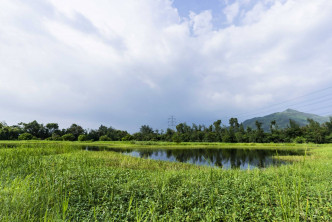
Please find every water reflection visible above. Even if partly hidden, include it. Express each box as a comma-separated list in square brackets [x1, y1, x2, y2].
[84, 146, 304, 169]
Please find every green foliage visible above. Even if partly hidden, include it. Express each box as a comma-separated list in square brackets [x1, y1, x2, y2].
[45, 123, 59, 135]
[0, 142, 331, 221]
[51, 133, 62, 141]
[172, 133, 182, 143]
[61, 133, 75, 141]
[78, 134, 88, 141]
[0, 124, 20, 140]
[18, 133, 33, 140]
[0, 111, 332, 144]
[121, 134, 133, 141]
[243, 109, 330, 132]
[325, 133, 332, 143]
[293, 136, 307, 144]
[66, 124, 85, 140]
[99, 135, 111, 141]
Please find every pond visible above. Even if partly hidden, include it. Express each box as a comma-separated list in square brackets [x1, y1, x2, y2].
[83, 146, 304, 169]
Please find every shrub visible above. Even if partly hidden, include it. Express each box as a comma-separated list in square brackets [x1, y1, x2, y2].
[51, 133, 62, 141]
[18, 133, 33, 140]
[122, 135, 133, 141]
[78, 134, 88, 141]
[99, 135, 111, 141]
[172, 133, 182, 144]
[62, 133, 75, 141]
[293, 136, 307, 144]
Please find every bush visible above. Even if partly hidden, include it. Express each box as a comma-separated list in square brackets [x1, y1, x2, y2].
[51, 133, 62, 141]
[78, 134, 88, 141]
[172, 133, 182, 144]
[122, 135, 133, 141]
[99, 135, 111, 141]
[18, 133, 33, 140]
[62, 133, 75, 141]
[293, 136, 307, 144]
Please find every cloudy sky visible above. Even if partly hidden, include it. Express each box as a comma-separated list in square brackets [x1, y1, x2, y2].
[1, 0, 332, 132]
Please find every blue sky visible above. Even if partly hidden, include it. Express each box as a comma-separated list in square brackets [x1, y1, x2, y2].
[0, 0, 332, 132]
[173, 0, 225, 26]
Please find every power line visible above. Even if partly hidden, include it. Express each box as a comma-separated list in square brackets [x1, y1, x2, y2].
[172, 86, 332, 126]
[228, 86, 332, 119]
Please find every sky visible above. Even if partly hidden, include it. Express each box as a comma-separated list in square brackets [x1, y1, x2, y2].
[1, 0, 332, 132]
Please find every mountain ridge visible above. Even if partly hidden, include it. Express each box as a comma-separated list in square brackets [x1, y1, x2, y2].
[242, 109, 330, 132]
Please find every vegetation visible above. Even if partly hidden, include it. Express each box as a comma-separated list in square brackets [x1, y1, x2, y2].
[243, 109, 330, 132]
[1, 111, 332, 144]
[0, 141, 331, 221]
[18, 132, 33, 140]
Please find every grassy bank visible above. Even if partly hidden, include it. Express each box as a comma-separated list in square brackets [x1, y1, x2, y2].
[0, 140, 314, 150]
[0, 142, 331, 221]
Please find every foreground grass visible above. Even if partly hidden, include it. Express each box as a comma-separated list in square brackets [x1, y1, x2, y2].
[0, 142, 331, 221]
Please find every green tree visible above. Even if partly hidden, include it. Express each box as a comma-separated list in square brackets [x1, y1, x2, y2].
[304, 118, 325, 143]
[99, 135, 111, 141]
[20, 120, 46, 139]
[18, 133, 33, 140]
[78, 134, 88, 141]
[62, 133, 75, 141]
[0, 123, 20, 140]
[121, 134, 133, 141]
[138, 125, 156, 141]
[45, 123, 59, 137]
[66, 124, 85, 140]
[172, 133, 182, 143]
[213, 120, 223, 142]
[284, 119, 302, 142]
[254, 121, 265, 143]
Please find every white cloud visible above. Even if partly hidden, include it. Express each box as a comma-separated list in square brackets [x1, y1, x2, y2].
[0, 0, 332, 131]
[189, 10, 213, 35]
[223, 2, 239, 24]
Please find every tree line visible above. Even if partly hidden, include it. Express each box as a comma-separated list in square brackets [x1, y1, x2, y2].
[0, 117, 332, 143]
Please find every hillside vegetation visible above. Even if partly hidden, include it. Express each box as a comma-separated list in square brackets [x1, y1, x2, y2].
[243, 109, 330, 132]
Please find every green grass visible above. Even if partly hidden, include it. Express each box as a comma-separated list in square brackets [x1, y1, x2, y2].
[0, 141, 331, 221]
[0, 140, 312, 149]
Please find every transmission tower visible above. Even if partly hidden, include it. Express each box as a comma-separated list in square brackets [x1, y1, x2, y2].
[168, 115, 176, 130]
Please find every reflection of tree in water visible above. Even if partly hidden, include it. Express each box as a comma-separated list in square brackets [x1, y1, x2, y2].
[138, 150, 154, 158]
[99, 148, 304, 169]
[132, 149, 296, 168]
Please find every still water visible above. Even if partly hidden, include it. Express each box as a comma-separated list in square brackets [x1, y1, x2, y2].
[84, 146, 304, 169]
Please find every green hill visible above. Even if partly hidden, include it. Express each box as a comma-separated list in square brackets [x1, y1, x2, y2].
[242, 109, 330, 132]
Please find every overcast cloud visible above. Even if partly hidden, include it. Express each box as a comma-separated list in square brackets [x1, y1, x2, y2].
[1, 0, 332, 132]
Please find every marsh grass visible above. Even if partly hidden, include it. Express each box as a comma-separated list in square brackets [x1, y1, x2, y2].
[0, 142, 331, 221]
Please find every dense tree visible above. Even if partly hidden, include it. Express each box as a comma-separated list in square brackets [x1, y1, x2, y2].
[66, 124, 85, 140]
[0, 117, 331, 144]
[19, 120, 47, 139]
[268, 120, 282, 142]
[284, 119, 302, 142]
[0, 122, 20, 140]
[254, 121, 265, 143]
[133, 125, 156, 141]
[45, 123, 60, 137]
[62, 133, 75, 141]
[213, 120, 223, 142]
[18, 132, 33, 140]
[99, 135, 111, 141]
[78, 134, 88, 141]
[304, 119, 326, 143]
